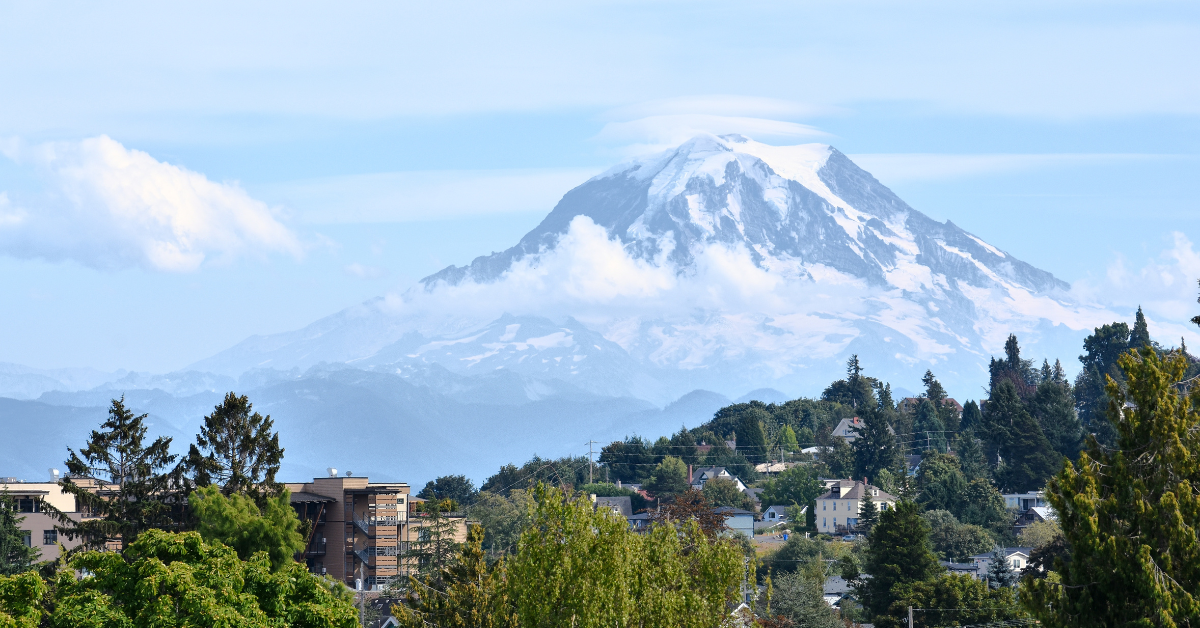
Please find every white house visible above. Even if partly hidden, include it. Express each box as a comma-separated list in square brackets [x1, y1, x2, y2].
[689, 466, 747, 491]
[714, 506, 756, 538]
[1003, 491, 1047, 511]
[971, 547, 1032, 576]
[763, 504, 790, 522]
[816, 480, 896, 534]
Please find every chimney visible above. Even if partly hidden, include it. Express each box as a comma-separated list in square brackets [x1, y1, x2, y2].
[688, 464, 693, 484]
[617, 479, 622, 489]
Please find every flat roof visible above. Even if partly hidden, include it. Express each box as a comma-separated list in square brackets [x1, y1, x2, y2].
[290, 492, 336, 504]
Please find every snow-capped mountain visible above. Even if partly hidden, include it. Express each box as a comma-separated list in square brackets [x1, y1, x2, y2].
[193, 134, 1103, 400]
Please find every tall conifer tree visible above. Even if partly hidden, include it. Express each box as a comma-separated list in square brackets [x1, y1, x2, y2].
[187, 392, 283, 503]
[60, 397, 183, 551]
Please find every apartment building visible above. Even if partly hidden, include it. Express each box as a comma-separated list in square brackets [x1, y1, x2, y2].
[287, 472, 468, 591]
[0, 473, 85, 562]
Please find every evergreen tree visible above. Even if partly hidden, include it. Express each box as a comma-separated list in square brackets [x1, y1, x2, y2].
[913, 399, 947, 453]
[857, 491, 879, 534]
[856, 500, 943, 621]
[645, 456, 690, 498]
[960, 400, 983, 432]
[982, 381, 1060, 492]
[669, 426, 700, 465]
[186, 392, 283, 502]
[921, 370, 959, 433]
[60, 397, 183, 551]
[770, 568, 843, 628]
[990, 334, 1037, 400]
[406, 500, 462, 578]
[1130, 305, 1152, 348]
[0, 491, 39, 575]
[1023, 348, 1200, 625]
[1030, 376, 1084, 459]
[823, 436, 855, 478]
[1074, 321, 1132, 447]
[394, 524, 518, 628]
[821, 355, 877, 409]
[916, 453, 967, 513]
[957, 479, 1011, 537]
[955, 429, 988, 481]
[852, 407, 900, 484]
[877, 381, 896, 411]
[734, 412, 769, 463]
[418, 475, 479, 506]
[987, 549, 1018, 589]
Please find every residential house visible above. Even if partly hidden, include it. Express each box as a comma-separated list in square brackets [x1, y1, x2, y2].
[689, 466, 747, 491]
[592, 495, 632, 518]
[816, 480, 897, 535]
[942, 561, 981, 578]
[286, 471, 468, 591]
[762, 504, 790, 523]
[971, 547, 1032, 576]
[1003, 491, 1047, 511]
[828, 416, 897, 444]
[0, 473, 86, 562]
[1014, 505, 1057, 533]
[713, 506, 755, 538]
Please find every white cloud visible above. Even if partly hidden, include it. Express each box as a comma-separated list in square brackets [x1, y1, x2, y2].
[0, 135, 301, 271]
[847, 153, 1177, 184]
[601, 95, 835, 121]
[344, 263, 387, 279]
[596, 114, 827, 157]
[255, 167, 604, 224]
[1072, 231, 1200, 347]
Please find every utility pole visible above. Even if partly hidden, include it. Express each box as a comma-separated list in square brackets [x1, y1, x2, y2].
[908, 606, 913, 628]
[587, 440, 598, 484]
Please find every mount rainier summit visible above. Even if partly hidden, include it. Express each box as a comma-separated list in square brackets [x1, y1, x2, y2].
[194, 133, 1099, 401]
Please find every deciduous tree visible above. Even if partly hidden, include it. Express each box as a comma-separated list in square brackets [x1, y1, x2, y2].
[190, 485, 305, 571]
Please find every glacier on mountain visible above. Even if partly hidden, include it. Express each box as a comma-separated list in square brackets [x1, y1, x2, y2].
[192, 133, 1110, 401]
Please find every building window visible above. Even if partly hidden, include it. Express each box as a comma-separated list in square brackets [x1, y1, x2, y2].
[822, 502, 826, 511]
[822, 518, 826, 528]
[833, 502, 836, 511]
[21, 531, 31, 547]
[43, 530, 57, 545]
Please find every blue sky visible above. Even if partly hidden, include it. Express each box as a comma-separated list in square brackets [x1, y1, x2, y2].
[1, 1, 1198, 373]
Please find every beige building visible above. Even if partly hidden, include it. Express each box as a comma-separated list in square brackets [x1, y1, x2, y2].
[286, 473, 468, 591]
[0, 475, 86, 562]
[816, 479, 896, 535]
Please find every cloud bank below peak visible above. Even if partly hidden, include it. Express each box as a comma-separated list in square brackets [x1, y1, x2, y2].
[0, 135, 301, 272]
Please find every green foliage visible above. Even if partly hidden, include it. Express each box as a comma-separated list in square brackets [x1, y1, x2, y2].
[775, 425, 800, 455]
[597, 438, 657, 484]
[822, 436, 854, 479]
[186, 392, 283, 503]
[922, 510, 993, 562]
[0, 492, 39, 576]
[1023, 348, 1200, 626]
[60, 396, 183, 551]
[1130, 305, 1152, 349]
[986, 548, 1018, 588]
[0, 570, 44, 628]
[734, 411, 770, 463]
[922, 370, 959, 433]
[912, 399, 947, 453]
[1030, 375, 1084, 460]
[576, 483, 648, 512]
[504, 486, 745, 628]
[466, 490, 534, 557]
[956, 479, 1011, 539]
[954, 428, 988, 481]
[916, 453, 966, 513]
[190, 485, 305, 572]
[407, 501, 462, 577]
[394, 524, 517, 628]
[982, 380, 1061, 492]
[480, 455, 592, 495]
[881, 573, 1024, 628]
[822, 354, 878, 409]
[646, 456, 690, 498]
[699, 440, 756, 481]
[1075, 321, 1132, 447]
[418, 475, 479, 506]
[852, 407, 900, 485]
[769, 568, 842, 628]
[1017, 519, 1062, 550]
[669, 426, 700, 466]
[762, 534, 825, 576]
[960, 400, 983, 432]
[858, 492, 880, 534]
[701, 477, 755, 511]
[857, 500, 942, 620]
[759, 465, 822, 515]
[49, 529, 357, 627]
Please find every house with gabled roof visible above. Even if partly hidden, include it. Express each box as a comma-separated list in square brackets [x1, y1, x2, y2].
[689, 466, 747, 491]
[815, 480, 896, 535]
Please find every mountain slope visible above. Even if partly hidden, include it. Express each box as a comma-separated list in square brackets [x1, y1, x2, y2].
[192, 133, 1103, 400]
